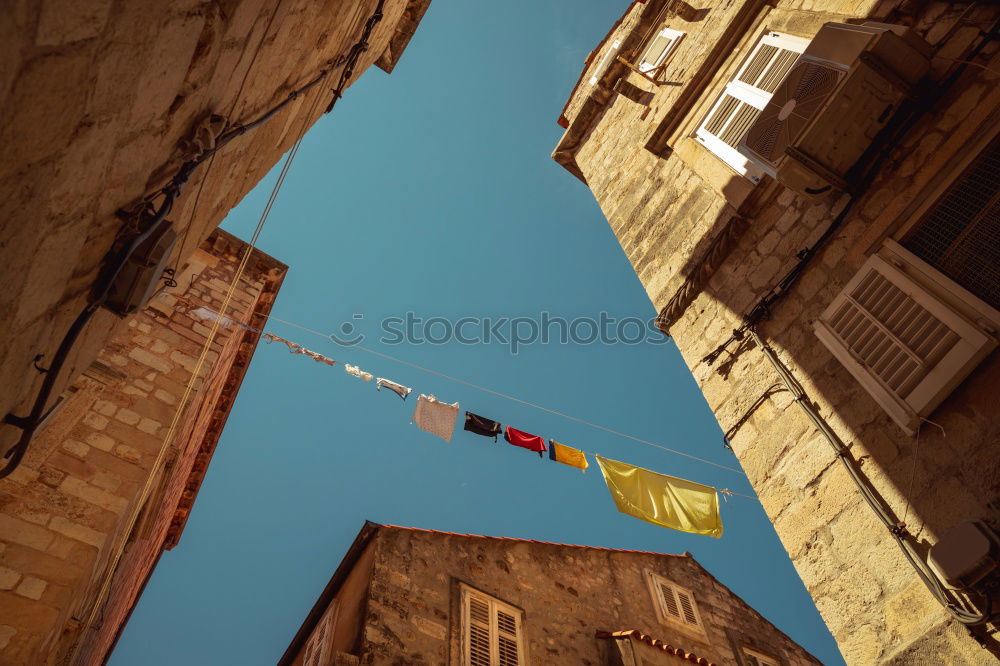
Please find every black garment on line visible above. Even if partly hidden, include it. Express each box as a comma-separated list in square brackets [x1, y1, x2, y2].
[464, 412, 502, 441]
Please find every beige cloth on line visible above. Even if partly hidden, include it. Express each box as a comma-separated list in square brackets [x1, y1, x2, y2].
[344, 364, 373, 382]
[412, 394, 460, 443]
[376, 377, 411, 400]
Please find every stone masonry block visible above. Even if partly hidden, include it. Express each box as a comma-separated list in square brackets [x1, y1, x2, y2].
[0, 625, 15, 651]
[61, 439, 90, 458]
[35, 0, 113, 46]
[14, 577, 46, 601]
[113, 444, 141, 464]
[92, 400, 116, 417]
[136, 417, 161, 436]
[58, 477, 128, 513]
[85, 432, 115, 452]
[128, 348, 172, 374]
[81, 413, 109, 431]
[113, 408, 140, 426]
[48, 516, 104, 549]
[0, 567, 21, 590]
[0, 515, 54, 552]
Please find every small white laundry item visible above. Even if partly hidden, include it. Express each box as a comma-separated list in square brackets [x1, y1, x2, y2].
[190, 306, 248, 330]
[344, 363, 373, 382]
[376, 377, 412, 400]
[412, 394, 460, 443]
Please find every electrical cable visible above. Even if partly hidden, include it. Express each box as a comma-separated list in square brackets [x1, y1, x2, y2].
[750, 330, 993, 626]
[177, 303, 748, 478]
[694, 19, 1000, 627]
[74, 48, 331, 661]
[0, 0, 386, 480]
[169, 0, 286, 273]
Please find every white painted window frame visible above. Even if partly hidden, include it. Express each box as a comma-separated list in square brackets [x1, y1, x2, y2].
[814, 240, 997, 435]
[590, 39, 622, 85]
[645, 570, 705, 633]
[638, 28, 685, 76]
[695, 31, 810, 181]
[460, 585, 525, 666]
[303, 600, 339, 666]
[743, 647, 780, 666]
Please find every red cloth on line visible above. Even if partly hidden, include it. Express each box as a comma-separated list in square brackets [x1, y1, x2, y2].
[504, 426, 547, 456]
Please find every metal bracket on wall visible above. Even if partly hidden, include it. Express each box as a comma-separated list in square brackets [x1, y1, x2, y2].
[722, 383, 785, 450]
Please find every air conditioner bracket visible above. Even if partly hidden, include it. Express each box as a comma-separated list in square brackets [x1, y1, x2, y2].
[858, 51, 918, 100]
[784, 147, 854, 193]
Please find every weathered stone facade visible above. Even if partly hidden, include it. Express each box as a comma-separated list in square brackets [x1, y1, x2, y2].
[554, 1, 999, 664]
[0, 229, 285, 665]
[279, 523, 821, 666]
[0, 0, 431, 457]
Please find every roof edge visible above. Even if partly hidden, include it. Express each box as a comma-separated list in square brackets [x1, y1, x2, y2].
[375, 0, 433, 74]
[276, 521, 383, 666]
[381, 524, 688, 558]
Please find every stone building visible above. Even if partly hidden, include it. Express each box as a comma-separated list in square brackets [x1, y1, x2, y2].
[0, 229, 285, 664]
[552, 0, 999, 664]
[278, 522, 821, 666]
[0, 0, 431, 464]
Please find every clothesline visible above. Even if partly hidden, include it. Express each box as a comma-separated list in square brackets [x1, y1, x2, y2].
[255, 335, 754, 529]
[176, 298, 750, 489]
[254, 311, 747, 477]
[181, 299, 760, 527]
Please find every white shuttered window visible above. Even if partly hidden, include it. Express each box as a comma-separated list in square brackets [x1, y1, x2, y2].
[646, 571, 704, 631]
[695, 32, 809, 182]
[814, 241, 997, 434]
[302, 601, 337, 666]
[638, 28, 685, 77]
[461, 586, 525, 666]
[590, 40, 622, 85]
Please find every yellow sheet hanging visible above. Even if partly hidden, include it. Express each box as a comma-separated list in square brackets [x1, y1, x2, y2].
[595, 456, 723, 538]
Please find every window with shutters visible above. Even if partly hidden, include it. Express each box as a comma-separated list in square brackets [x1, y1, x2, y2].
[460, 586, 525, 666]
[302, 602, 337, 666]
[590, 40, 622, 85]
[695, 31, 809, 182]
[900, 134, 1000, 312]
[645, 571, 704, 632]
[743, 647, 779, 666]
[637, 28, 684, 80]
[814, 240, 997, 435]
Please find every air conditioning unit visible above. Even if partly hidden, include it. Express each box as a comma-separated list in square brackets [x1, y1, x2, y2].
[738, 22, 931, 197]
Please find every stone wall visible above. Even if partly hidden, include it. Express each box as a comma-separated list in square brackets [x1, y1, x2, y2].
[0, 0, 429, 457]
[287, 526, 821, 665]
[0, 229, 286, 665]
[555, 0, 1000, 663]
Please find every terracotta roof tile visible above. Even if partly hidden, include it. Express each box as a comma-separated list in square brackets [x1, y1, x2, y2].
[380, 524, 686, 558]
[596, 630, 717, 665]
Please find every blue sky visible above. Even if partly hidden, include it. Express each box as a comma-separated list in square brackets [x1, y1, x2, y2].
[111, 1, 844, 664]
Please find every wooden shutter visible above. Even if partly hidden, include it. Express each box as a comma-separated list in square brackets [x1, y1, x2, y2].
[467, 595, 493, 666]
[590, 40, 622, 85]
[657, 580, 681, 620]
[814, 243, 996, 434]
[303, 603, 336, 666]
[639, 28, 684, 75]
[463, 587, 524, 666]
[676, 588, 700, 627]
[496, 608, 521, 666]
[696, 32, 808, 181]
[650, 573, 703, 631]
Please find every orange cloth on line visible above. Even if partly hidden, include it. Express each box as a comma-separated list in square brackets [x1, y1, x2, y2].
[548, 441, 588, 471]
